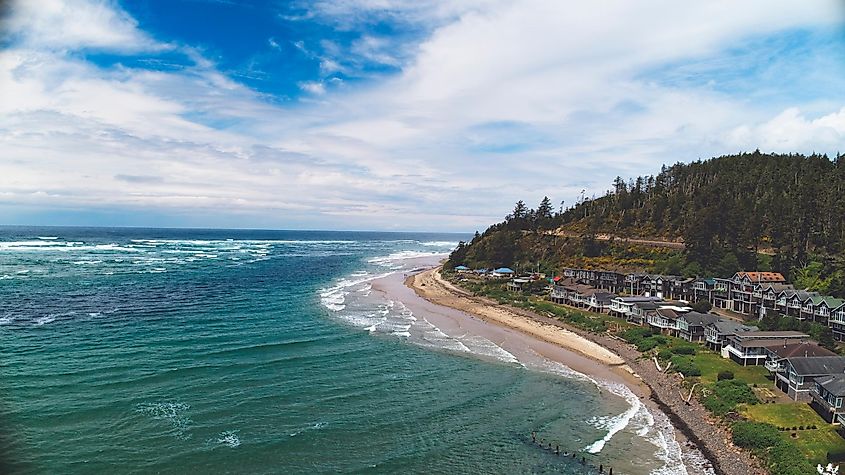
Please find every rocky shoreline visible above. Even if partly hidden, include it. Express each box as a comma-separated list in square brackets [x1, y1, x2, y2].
[497, 302, 768, 475]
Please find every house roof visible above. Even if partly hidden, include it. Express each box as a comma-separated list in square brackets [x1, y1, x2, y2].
[612, 296, 663, 303]
[817, 374, 845, 396]
[493, 267, 514, 273]
[735, 331, 808, 339]
[709, 319, 758, 335]
[695, 278, 716, 285]
[780, 289, 819, 300]
[679, 312, 720, 326]
[735, 271, 786, 283]
[758, 283, 794, 292]
[656, 308, 680, 319]
[808, 296, 845, 308]
[638, 302, 661, 310]
[764, 341, 837, 359]
[786, 356, 845, 376]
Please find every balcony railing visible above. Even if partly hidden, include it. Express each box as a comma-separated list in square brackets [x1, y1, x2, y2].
[765, 360, 784, 372]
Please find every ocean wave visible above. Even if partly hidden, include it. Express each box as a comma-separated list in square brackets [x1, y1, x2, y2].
[210, 430, 241, 448]
[135, 402, 192, 440]
[366, 250, 446, 267]
[33, 316, 56, 326]
[419, 241, 459, 248]
[584, 381, 645, 454]
[318, 271, 393, 313]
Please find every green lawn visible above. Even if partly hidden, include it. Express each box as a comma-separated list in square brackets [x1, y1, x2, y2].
[743, 403, 845, 464]
[692, 352, 771, 386]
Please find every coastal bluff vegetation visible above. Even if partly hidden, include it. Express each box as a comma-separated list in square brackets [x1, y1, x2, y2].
[449, 151, 845, 296]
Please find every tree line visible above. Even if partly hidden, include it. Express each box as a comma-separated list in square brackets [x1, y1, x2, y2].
[448, 151, 845, 296]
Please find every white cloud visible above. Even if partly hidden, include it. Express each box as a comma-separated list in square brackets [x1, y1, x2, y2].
[2, 0, 166, 52]
[1, 0, 844, 231]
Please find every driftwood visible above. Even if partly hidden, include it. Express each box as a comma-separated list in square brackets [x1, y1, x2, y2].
[681, 383, 700, 404]
[652, 356, 673, 373]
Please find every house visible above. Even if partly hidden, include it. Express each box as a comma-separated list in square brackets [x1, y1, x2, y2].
[583, 289, 617, 313]
[800, 296, 845, 325]
[704, 319, 758, 351]
[668, 277, 696, 301]
[775, 289, 819, 318]
[692, 277, 716, 303]
[728, 272, 786, 315]
[711, 278, 732, 309]
[829, 302, 845, 341]
[507, 278, 530, 292]
[609, 296, 663, 320]
[676, 312, 720, 342]
[777, 356, 845, 401]
[624, 272, 648, 295]
[646, 303, 694, 335]
[763, 341, 836, 374]
[627, 301, 662, 326]
[492, 267, 515, 278]
[648, 307, 682, 334]
[811, 374, 845, 423]
[724, 331, 809, 366]
[757, 283, 794, 314]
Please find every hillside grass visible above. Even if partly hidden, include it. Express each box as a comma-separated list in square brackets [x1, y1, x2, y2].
[742, 403, 845, 464]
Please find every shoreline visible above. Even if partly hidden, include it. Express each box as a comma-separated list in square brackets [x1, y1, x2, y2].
[401, 266, 765, 475]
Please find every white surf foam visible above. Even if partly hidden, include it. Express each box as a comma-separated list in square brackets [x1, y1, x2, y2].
[584, 380, 645, 453]
[214, 430, 241, 448]
[33, 316, 56, 326]
[135, 402, 192, 440]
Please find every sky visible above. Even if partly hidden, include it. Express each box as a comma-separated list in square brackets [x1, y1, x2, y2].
[1, 1, 845, 232]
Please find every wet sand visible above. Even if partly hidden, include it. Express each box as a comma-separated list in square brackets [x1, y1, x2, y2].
[371, 264, 650, 397]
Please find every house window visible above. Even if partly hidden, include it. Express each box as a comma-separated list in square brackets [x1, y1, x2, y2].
[837, 397, 843, 408]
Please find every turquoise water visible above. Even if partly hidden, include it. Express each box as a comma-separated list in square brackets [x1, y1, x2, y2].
[0, 227, 685, 474]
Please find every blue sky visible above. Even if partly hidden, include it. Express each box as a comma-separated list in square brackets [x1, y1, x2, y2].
[1, 0, 845, 232]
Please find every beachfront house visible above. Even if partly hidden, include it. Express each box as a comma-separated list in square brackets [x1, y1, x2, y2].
[704, 319, 758, 351]
[724, 331, 809, 366]
[647, 307, 681, 334]
[764, 341, 836, 374]
[627, 300, 662, 326]
[507, 278, 530, 292]
[582, 289, 617, 313]
[609, 296, 663, 320]
[777, 356, 845, 401]
[676, 312, 720, 342]
[728, 272, 786, 315]
[811, 374, 845, 423]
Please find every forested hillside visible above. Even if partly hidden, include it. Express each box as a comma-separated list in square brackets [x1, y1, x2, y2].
[449, 151, 845, 296]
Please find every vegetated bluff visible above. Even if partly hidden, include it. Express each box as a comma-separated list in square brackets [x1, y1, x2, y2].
[448, 151, 845, 295]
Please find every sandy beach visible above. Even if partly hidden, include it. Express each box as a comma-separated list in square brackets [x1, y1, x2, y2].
[372, 266, 649, 396]
[383, 263, 766, 475]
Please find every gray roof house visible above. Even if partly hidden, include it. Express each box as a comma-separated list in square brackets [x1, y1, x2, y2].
[777, 356, 845, 401]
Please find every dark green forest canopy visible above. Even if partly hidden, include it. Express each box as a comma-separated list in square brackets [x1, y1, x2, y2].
[448, 151, 845, 296]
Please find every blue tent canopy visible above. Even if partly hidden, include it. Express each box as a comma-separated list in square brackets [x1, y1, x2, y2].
[494, 267, 514, 274]
[454, 265, 470, 270]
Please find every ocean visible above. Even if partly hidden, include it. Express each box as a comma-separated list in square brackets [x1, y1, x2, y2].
[0, 227, 691, 474]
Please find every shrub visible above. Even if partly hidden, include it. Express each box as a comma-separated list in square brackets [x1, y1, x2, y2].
[717, 370, 734, 381]
[657, 349, 673, 361]
[732, 421, 782, 449]
[702, 379, 758, 416]
[670, 355, 701, 377]
[673, 345, 696, 355]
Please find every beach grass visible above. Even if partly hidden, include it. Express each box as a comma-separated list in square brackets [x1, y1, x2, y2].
[741, 403, 845, 464]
